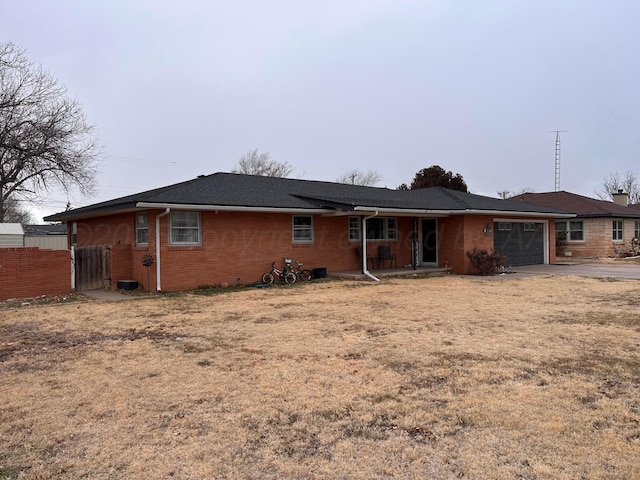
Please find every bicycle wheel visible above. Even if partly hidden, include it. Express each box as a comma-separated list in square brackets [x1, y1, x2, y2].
[262, 272, 275, 284]
[299, 269, 313, 281]
[284, 272, 296, 284]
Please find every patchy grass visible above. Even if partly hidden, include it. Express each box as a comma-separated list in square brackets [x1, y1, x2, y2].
[1, 275, 640, 479]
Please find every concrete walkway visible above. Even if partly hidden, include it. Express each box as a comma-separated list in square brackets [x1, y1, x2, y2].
[81, 289, 138, 301]
[501, 262, 640, 280]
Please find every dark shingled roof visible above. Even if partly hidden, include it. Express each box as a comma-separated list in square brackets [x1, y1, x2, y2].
[511, 191, 640, 218]
[23, 224, 67, 236]
[45, 172, 571, 221]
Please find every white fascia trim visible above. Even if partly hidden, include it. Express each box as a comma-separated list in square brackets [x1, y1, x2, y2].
[135, 202, 333, 214]
[352, 206, 451, 216]
[452, 209, 576, 218]
[351, 206, 573, 218]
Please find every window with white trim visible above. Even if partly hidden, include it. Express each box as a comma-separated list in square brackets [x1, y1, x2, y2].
[348, 217, 360, 241]
[498, 222, 512, 231]
[136, 213, 148, 245]
[169, 211, 200, 245]
[363, 217, 397, 241]
[612, 220, 623, 241]
[293, 215, 314, 243]
[568, 221, 584, 241]
[523, 223, 536, 231]
[635, 220, 640, 240]
[556, 220, 584, 241]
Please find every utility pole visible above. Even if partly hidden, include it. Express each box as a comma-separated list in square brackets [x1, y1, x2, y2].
[550, 130, 567, 191]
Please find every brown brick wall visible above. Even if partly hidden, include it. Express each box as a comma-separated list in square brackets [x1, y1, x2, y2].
[438, 215, 556, 274]
[558, 218, 639, 258]
[155, 212, 417, 291]
[72, 210, 559, 291]
[0, 248, 71, 300]
[76, 212, 136, 247]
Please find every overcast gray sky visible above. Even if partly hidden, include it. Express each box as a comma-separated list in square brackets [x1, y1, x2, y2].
[4, 0, 639, 220]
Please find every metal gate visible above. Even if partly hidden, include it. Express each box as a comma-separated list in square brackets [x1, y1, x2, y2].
[74, 245, 111, 291]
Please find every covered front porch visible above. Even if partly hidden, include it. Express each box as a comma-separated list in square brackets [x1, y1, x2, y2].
[328, 265, 453, 280]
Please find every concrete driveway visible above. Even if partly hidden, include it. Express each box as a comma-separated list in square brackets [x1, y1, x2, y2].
[505, 262, 640, 280]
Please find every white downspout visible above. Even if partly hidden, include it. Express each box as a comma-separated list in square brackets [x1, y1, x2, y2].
[155, 208, 171, 291]
[362, 212, 380, 282]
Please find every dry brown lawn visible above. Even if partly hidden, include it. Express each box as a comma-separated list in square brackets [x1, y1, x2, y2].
[1, 274, 639, 479]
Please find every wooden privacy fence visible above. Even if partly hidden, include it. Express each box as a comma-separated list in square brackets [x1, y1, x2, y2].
[74, 245, 111, 291]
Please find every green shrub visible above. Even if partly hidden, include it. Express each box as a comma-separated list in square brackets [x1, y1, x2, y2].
[466, 248, 506, 276]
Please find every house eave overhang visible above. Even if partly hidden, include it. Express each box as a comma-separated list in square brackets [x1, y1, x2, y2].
[351, 206, 575, 218]
[452, 209, 575, 218]
[44, 202, 576, 223]
[350, 206, 450, 217]
[135, 202, 334, 214]
[574, 213, 640, 219]
[43, 203, 140, 222]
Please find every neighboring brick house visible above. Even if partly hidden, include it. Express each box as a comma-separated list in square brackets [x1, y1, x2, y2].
[44, 173, 570, 291]
[511, 191, 640, 258]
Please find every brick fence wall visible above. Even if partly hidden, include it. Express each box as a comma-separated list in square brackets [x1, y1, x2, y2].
[0, 248, 71, 301]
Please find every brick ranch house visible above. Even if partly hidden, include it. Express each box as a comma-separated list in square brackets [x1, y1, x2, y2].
[511, 191, 640, 258]
[44, 173, 571, 291]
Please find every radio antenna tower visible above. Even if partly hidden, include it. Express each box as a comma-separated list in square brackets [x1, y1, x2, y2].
[550, 130, 567, 191]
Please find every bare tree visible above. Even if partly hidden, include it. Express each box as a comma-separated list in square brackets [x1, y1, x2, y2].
[232, 149, 294, 177]
[335, 169, 381, 186]
[497, 188, 536, 199]
[2, 196, 34, 224]
[0, 42, 99, 222]
[596, 170, 640, 204]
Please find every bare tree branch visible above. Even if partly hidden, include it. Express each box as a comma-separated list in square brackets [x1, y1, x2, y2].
[497, 188, 536, 199]
[0, 42, 100, 221]
[231, 149, 293, 177]
[335, 169, 381, 186]
[596, 170, 640, 204]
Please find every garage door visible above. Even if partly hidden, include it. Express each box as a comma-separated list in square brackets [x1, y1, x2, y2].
[494, 222, 544, 266]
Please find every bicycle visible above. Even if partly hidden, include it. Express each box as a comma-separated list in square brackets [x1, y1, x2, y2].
[262, 260, 296, 284]
[291, 260, 313, 281]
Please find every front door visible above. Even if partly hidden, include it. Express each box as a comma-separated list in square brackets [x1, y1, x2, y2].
[422, 219, 438, 264]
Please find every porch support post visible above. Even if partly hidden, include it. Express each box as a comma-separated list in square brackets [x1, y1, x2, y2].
[412, 217, 419, 270]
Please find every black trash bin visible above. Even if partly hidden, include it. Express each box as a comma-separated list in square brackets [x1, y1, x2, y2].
[312, 267, 327, 279]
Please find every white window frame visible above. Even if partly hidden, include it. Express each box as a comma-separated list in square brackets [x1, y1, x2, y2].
[498, 222, 512, 231]
[348, 217, 360, 241]
[350, 216, 397, 241]
[568, 220, 584, 241]
[169, 211, 201, 245]
[612, 219, 623, 241]
[292, 215, 314, 243]
[136, 212, 148, 246]
[523, 223, 536, 232]
[556, 220, 584, 241]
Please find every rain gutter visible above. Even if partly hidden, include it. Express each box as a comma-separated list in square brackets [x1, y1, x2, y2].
[136, 202, 332, 214]
[155, 208, 171, 291]
[362, 212, 380, 282]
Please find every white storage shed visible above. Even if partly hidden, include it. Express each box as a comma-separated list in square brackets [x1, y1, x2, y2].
[0, 223, 25, 247]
